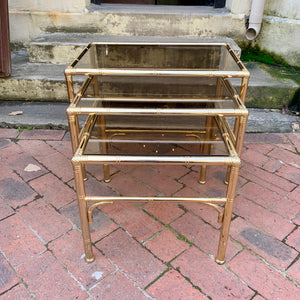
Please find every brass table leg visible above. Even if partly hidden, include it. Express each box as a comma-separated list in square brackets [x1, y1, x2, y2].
[97, 115, 111, 182]
[215, 164, 240, 264]
[225, 114, 248, 184]
[199, 116, 214, 184]
[68, 113, 87, 180]
[73, 161, 94, 263]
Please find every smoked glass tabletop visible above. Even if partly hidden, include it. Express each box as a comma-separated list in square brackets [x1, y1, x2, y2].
[72, 75, 244, 113]
[83, 115, 230, 157]
[68, 43, 246, 73]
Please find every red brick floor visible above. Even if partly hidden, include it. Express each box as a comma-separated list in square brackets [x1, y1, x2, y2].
[0, 128, 299, 299]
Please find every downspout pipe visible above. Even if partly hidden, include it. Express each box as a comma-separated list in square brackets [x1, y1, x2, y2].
[246, 0, 266, 40]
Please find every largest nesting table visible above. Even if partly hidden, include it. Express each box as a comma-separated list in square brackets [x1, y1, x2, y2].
[65, 42, 249, 264]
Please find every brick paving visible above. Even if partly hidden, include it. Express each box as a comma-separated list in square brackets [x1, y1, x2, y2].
[0, 128, 299, 299]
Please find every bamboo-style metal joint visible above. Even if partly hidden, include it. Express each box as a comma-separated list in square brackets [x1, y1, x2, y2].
[72, 161, 82, 173]
[240, 116, 248, 124]
[185, 156, 190, 167]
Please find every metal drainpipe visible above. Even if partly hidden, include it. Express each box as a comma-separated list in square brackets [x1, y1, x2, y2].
[246, 0, 266, 40]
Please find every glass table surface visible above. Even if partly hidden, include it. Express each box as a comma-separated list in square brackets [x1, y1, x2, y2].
[70, 75, 246, 115]
[67, 43, 247, 74]
[82, 115, 230, 157]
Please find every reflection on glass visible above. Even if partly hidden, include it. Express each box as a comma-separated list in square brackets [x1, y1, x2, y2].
[84, 115, 228, 156]
[73, 44, 241, 72]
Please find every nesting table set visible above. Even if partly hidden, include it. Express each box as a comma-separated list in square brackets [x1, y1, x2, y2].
[65, 42, 249, 264]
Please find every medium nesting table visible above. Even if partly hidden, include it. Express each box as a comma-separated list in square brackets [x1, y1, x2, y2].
[65, 42, 249, 264]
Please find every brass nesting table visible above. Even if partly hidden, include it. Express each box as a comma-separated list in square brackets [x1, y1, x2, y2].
[65, 42, 249, 264]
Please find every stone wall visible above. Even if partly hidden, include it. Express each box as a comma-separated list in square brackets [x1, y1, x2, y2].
[7, 0, 300, 67]
[8, 0, 89, 13]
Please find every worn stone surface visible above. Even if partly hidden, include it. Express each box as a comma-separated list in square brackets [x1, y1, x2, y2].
[27, 34, 242, 64]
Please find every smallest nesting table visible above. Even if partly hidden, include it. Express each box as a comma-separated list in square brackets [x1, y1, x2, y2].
[65, 42, 249, 264]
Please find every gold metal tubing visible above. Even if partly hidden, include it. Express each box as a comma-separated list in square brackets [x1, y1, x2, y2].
[220, 77, 238, 98]
[73, 155, 241, 167]
[67, 114, 80, 154]
[88, 201, 114, 222]
[199, 115, 214, 184]
[90, 46, 100, 97]
[185, 133, 204, 152]
[235, 115, 248, 156]
[218, 115, 236, 146]
[72, 162, 94, 263]
[233, 117, 239, 144]
[65, 74, 75, 103]
[233, 95, 247, 111]
[218, 78, 247, 114]
[68, 44, 91, 68]
[85, 196, 227, 204]
[81, 97, 234, 104]
[92, 42, 229, 46]
[68, 76, 93, 110]
[67, 112, 88, 180]
[239, 77, 250, 104]
[89, 138, 219, 146]
[78, 113, 97, 147]
[105, 129, 206, 135]
[67, 68, 250, 78]
[97, 115, 111, 183]
[205, 203, 224, 223]
[79, 76, 93, 98]
[75, 115, 97, 160]
[67, 106, 247, 116]
[216, 165, 240, 264]
[225, 44, 250, 74]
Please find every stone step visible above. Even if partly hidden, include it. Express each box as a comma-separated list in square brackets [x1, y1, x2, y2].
[0, 50, 298, 108]
[27, 34, 242, 64]
[0, 51, 69, 101]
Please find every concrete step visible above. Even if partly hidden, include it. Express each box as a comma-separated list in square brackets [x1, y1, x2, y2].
[26, 33, 242, 64]
[0, 51, 70, 101]
[0, 50, 298, 107]
[19, 4, 244, 52]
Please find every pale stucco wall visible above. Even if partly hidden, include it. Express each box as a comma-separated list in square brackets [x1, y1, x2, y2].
[265, 0, 300, 20]
[8, 0, 90, 13]
[227, 0, 300, 66]
[227, 0, 300, 19]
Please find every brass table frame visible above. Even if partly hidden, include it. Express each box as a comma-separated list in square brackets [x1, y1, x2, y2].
[65, 42, 249, 264]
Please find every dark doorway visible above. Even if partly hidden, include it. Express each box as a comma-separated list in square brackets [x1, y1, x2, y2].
[0, 0, 11, 77]
[97, 1, 226, 8]
[100, 0, 155, 3]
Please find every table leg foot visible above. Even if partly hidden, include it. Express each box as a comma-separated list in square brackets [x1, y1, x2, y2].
[199, 165, 206, 184]
[103, 165, 110, 183]
[215, 258, 225, 265]
[85, 256, 95, 263]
